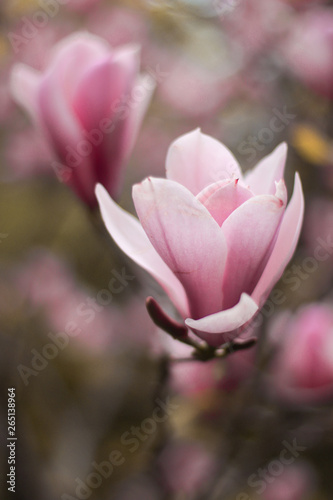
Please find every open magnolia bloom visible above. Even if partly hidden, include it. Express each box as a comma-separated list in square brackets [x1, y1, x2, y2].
[10, 32, 154, 208]
[96, 129, 304, 348]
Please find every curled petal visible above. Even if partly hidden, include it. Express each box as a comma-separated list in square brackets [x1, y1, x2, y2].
[185, 293, 259, 347]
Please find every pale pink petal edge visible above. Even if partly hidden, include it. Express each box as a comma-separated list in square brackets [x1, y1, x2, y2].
[95, 183, 189, 317]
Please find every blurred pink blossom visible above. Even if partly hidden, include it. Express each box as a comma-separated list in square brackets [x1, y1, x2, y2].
[262, 462, 316, 500]
[10, 32, 155, 208]
[280, 7, 333, 98]
[269, 304, 333, 403]
[97, 129, 304, 347]
[220, 0, 291, 60]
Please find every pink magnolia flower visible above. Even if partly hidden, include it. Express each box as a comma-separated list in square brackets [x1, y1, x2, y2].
[10, 32, 155, 208]
[96, 129, 304, 347]
[269, 304, 333, 403]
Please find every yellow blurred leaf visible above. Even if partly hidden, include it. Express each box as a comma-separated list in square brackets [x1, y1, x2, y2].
[292, 124, 333, 166]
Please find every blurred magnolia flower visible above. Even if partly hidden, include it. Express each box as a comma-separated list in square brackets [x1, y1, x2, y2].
[96, 129, 304, 348]
[10, 32, 155, 208]
[261, 462, 316, 500]
[269, 304, 333, 403]
[280, 7, 333, 98]
[219, 0, 291, 59]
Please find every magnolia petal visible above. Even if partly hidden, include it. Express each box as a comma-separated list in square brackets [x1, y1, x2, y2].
[221, 181, 287, 310]
[197, 179, 253, 226]
[252, 172, 304, 305]
[95, 184, 189, 317]
[245, 142, 287, 195]
[73, 57, 119, 131]
[71, 55, 131, 196]
[185, 293, 259, 347]
[46, 31, 110, 100]
[166, 128, 242, 195]
[38, 67, 98, 204]
[98, 76, 153, 200]
[133, 177, 227, 319]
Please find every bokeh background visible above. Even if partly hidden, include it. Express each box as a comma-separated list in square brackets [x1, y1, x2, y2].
[1, 1, 333, 499]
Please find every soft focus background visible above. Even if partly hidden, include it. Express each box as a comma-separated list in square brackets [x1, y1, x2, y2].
[1, 1, 333, 499]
